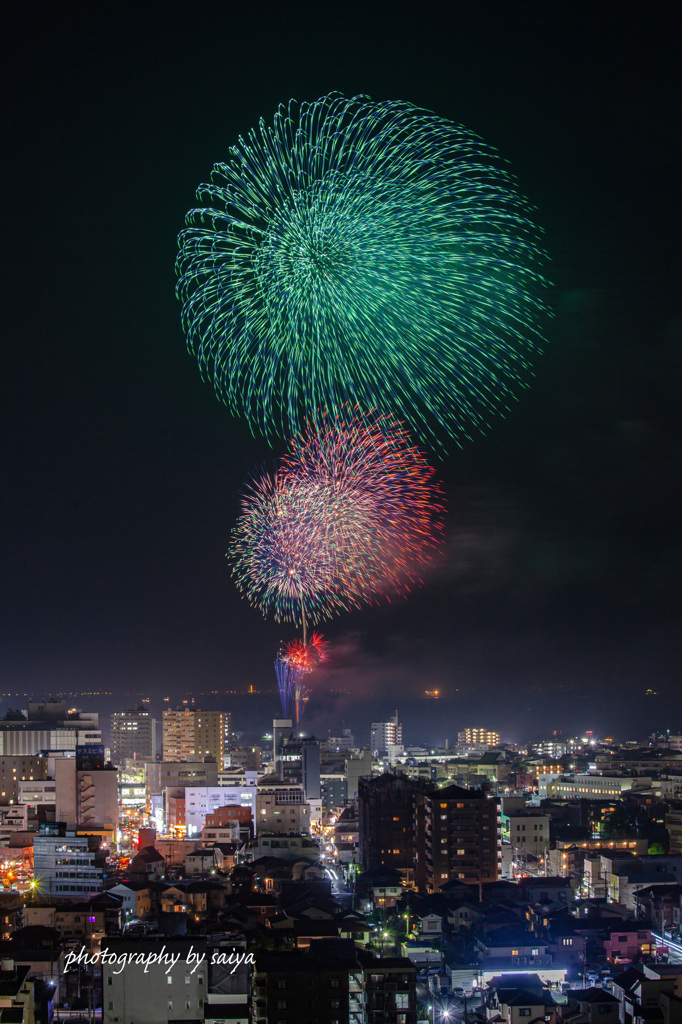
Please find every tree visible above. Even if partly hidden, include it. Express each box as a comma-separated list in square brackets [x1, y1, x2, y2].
[2, 708, 25, 721]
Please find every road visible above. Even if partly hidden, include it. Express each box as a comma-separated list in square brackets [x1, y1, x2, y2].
[325, 865, 353, 907]
[652, 932, 682, 965]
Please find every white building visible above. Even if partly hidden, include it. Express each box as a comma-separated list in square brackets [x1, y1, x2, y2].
[33, 826, 107, 896]
[201, 823, 240, 845]
[256, 782, 310, 834]
[503, 811, 551, 856]
[18, 778, 56, 805]
[185, 785, 257, 836]
[370, 710, 402, 757]
[102, 938, 208, 1024]
[541, 773, 650, 800]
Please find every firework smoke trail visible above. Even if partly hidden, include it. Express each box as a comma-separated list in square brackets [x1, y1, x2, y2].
[278, 632, 328, 724]
[177, 93, 550, 449]
[293, 684, 307, 727]
[273, 654, 301, 719]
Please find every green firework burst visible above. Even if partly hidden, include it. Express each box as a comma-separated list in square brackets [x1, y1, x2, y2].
[177, 93, 550, 448]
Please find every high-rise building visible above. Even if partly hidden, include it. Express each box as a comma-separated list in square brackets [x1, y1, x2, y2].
[162, 708, 195, 761]
[276, 731, 321, 801]
[256, 779, 310, 834]
[0, 755, 47, 804]
[99, 937, 251, 1024]
[228, 745, 262, 771]
[111, 706, 155, 765]
[0, 701, 102, 756]
[54, 757, 119, 827]
[194, 709, 227, 763]
[423, 783, 500, 892]
[184, 782, 255, 836]
[272, 718, 293, 776]
[346, 749, 375, 801]
[502, 809, 551, 858]
[457, 727, 500, 749]
[253, 939, 417, 1024]
[327, 728, 355, 752]
[162, 708, 228, 765]
[253, 939, 364, 1024]
[33, 822, 108, 897]
[370, 709, 402, 757]
[145, 760, 220, 826]
[321, 775, 347, 812]
[301, 739, 321, 801]
[358, 773, 432, 887]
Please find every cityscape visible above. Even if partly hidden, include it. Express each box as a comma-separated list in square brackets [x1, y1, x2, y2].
[1, 701, 682, 1023]
[3, 3, 679, 1024]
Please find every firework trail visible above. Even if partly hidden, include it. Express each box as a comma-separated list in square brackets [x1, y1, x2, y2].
[277, 632, 328, 723]
[273, 654, 299, 719]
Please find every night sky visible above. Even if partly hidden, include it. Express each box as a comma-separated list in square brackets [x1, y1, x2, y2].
[2, 4, 680, 746]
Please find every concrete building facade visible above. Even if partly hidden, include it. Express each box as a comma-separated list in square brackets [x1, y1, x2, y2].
[111, 706, 156, 764]
[423, 783, 501, 892]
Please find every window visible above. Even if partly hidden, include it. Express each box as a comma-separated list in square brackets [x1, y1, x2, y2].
[277, 1001, 287, 1009]
[107, 977, 112, 986]
[519, 1010, 532, 1017]
[330, 979, 340, 988]
[277, 980, 287, 989]
[396, 993, 409, 1008]
[167, 975, 173, 985]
